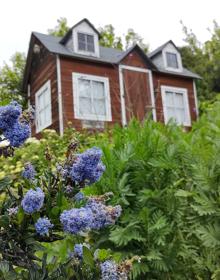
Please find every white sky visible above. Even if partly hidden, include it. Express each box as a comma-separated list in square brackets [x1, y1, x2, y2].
[0, 0, 220, 66]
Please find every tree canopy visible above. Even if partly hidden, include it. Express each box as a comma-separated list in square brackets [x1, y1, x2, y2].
[180, 20, 220, 101]
[0, 52, 26, 105]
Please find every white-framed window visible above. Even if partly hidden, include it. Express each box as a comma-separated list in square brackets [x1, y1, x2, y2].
[166, 52, 178, 69]
[77, 33, 95, 53]
[161, 86, 191, 126]
[162, 44, 182, 72]
[35, 80, 52, 132]
[72, 73, 112, 122]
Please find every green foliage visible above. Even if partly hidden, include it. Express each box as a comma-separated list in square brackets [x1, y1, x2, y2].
[0, 52, 26, 105]
[180, 20, 220, 101]
[48, 17, 69, 37]
[99, 24, 123, 50]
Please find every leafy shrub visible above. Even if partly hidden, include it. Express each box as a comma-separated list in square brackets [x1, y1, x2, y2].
[2, 99, 220, 279]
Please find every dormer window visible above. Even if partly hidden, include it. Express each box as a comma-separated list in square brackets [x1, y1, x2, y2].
[77, 33, 95, 53]
[166, 52, 178, 69]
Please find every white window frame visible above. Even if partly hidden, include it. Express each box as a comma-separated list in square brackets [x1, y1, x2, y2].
[72, 73, 112, 122]
[35, 80, 52, 132]
[161, 86, 191, 126]
[77, 32, 95, 54]
[162, 48, 182, 72]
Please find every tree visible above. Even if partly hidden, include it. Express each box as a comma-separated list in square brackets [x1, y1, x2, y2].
[0, 52, 26, 105]
[99, 24, 123, 50]
[48, 17, 69, 37]
[125, 28, 149, 53]
[179, 21, 220, 101]
[99, 25, 149, 53]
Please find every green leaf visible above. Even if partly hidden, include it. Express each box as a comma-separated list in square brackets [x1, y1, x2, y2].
[175, 189, 193, 197]
[83, 246, 94, 267]
[0, 177, 11, 192]
[0, 261, 9, 273]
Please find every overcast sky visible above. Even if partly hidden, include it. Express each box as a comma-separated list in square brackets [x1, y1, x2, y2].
[0, 0, 219, 66]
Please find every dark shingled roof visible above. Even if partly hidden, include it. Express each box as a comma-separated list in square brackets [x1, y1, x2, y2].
[33, 32, 130, 64]
[33, 31, 156, 67]
[155, 67, 201, 79]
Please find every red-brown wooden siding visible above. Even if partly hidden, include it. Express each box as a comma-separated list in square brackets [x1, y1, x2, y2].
[29, 40, 59, 137]
[153, 72, 197, 124]
[60, 57, 122, 130]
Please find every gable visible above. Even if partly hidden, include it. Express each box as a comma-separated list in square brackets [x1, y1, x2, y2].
[61, 19, 100, 57]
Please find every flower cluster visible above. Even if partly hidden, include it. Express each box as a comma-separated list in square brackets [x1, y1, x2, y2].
[60, 207, 92, 234]
[21, 188, 45, 214]
[35, 217, 54, 236]
[100, 260, 119, 280]
[0, 101, 22, 131]
[22, 162, 36, 180]
[60, 199, 121, 234]
[69, 147, 105, 185]
[86, 199, 122, 230]
[0, 101, 31, 148]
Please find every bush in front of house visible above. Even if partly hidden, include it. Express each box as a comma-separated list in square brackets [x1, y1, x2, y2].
[0, 102, 138, 280]
[2, 97, 220, 279]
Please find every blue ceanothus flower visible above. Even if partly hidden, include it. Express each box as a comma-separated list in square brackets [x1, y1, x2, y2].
[0, 101, 22, 131]
[21, 188, 45, 214]
[35, 217, 54, 236]
[86, 199, 122, 230]
[60, 207, 92, 234]
[100, 260, 119, 280]
[0, 101, 31, 147]
[69, 147, 105, 185]
[4, 121, 30, 147]
[22, 162, 36, 180]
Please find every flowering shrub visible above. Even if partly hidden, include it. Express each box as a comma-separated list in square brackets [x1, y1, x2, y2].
[0, 102, 138, 279]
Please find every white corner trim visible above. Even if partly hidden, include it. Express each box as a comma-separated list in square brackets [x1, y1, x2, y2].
[148, 71, 157, 121]
[193, 80, 199, 117]
[118, 65, 156, 124]
[118, 67, 127, 126]
[72, 72, 112, 122]
[161, 85, 191, 126]
[56, 55, 64, 136]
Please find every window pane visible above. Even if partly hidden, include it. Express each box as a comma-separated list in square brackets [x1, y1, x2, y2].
[92, 81, 105, 99]
[87, 43, 95, 52]
[38, 93, 44, 110]
[39, 111, 45, 127]
[175, 92, 184, 108]
[165, 91, 174, 106]
[78, 42, 86, 51]
[79, 97, 92, 115]
[166, 52, 178, 68]
[78, 33, 86, 51]
[86, 35, 94, 52]
[175, 108, 185, 124]
[166, 107, 176, 121]
[44, 88, 50, 105]
[78, 79, 91, 98]
[93, 99, 106, 116]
